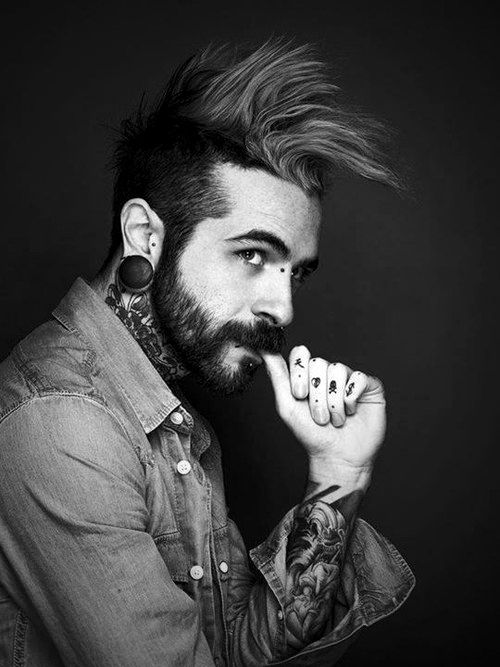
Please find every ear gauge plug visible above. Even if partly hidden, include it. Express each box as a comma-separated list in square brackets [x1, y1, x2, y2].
[117, 255, 154, 294]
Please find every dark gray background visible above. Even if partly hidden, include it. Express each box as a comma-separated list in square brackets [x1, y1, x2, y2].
[1, 1, 496, 664]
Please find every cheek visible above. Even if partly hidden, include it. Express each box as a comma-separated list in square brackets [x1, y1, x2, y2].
[179, 256, 249, 319]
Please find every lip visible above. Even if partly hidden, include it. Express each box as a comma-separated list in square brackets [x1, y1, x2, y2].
[234, 343, 263, 365]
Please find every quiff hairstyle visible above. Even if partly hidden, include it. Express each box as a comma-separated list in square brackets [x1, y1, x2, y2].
[110, 39, 399, 254]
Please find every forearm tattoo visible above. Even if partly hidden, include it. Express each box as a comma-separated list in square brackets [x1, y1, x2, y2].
[283, 483, 364, 650]
[105, 282, 187, 381]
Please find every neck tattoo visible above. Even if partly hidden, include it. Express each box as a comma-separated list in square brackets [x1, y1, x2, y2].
[105, 275, 188, 383]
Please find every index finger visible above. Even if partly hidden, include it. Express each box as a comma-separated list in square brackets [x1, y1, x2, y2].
[289, 345, 311, 399]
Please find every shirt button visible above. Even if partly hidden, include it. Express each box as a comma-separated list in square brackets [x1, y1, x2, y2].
[170, 411, 183, 425]
[189, 565, 204, 580]
[277, 609, 284, 620]
[219, 561, 229, 574]
[176, 460, 192, 475]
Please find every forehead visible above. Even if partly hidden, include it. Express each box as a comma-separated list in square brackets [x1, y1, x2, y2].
[205, 163, 321, 258]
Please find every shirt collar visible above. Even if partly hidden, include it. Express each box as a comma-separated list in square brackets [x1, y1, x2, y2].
[52, 277, 182, 434]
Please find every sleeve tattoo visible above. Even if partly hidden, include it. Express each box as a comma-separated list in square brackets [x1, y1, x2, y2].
[284, 483, 364, 650]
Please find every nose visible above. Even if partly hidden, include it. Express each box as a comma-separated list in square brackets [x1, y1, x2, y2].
[251, 274, 294, 328]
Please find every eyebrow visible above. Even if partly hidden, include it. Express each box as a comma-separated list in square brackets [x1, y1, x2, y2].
[225, 228, 319, 272]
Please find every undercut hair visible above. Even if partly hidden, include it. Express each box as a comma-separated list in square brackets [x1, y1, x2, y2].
[110, 38, 400, 257]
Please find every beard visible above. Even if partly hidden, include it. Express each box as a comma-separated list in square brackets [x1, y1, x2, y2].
[151, 251, 286, 395]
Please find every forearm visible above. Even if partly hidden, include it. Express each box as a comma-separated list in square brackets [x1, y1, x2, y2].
[227, 461, 414, 666]
[283, 462, 372, 652]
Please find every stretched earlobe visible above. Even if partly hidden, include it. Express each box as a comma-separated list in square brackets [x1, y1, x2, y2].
[117, 255, 154, 294]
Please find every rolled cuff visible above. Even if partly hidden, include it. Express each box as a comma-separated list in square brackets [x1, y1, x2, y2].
[249, 509, 415, 666]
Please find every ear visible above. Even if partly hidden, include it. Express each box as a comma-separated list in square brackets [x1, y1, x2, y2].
[120, 198, 165, 269]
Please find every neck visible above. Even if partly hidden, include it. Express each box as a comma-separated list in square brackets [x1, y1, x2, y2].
[91, 253, 189, 384]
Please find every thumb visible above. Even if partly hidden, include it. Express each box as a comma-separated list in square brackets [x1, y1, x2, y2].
[260, 352, 292, 414]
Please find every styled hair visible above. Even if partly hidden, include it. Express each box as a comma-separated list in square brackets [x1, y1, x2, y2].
[110, 38, 400, 254]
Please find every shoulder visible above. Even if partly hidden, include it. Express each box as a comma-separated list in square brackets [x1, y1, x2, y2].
[0, 392, 143, 491]
[0, 317, 97, 417]
[0, 393, 149, 530]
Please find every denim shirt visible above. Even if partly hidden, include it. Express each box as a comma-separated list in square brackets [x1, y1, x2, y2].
[0, 278, 415, 666]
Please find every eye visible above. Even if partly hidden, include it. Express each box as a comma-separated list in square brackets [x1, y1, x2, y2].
[237, 249, 266, 266]
[291, 266, 309, 284]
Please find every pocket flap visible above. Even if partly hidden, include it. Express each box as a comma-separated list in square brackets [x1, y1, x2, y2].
[154, 533, 189, 583]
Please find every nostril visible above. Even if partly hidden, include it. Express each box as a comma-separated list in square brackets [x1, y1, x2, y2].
[259, 314, 278, 327]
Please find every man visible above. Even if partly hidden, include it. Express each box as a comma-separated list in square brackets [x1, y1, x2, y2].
[0, 40, 414, 665]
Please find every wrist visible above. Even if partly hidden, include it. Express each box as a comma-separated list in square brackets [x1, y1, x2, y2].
[308, 456, 373, 491]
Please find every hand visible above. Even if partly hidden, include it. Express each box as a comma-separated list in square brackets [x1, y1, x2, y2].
[260, 345, 386, 473]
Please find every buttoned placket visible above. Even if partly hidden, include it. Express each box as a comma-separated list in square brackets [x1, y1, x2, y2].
[159, 404, 229, 660]
[209, 520, 230, 665]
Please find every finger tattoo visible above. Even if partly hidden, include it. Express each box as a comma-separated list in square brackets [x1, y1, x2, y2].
[294, 358, 305, 368]
[329, 380, 337, 394]
[311, 377, 321, 388]
[346, 381, 355, 397]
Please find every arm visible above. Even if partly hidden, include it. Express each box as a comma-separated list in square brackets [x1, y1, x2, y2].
[226, 494, 413, 666]
[262, 346, 386, 657]
[233, 346, 399, 663]
[0, 395, 213, 667]
[223, 346, 413, 666]
[283, 471, 370, 650]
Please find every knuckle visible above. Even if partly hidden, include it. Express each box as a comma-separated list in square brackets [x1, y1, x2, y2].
[330, 362, 348, 379]
[292, 344, 310, 357]
[289, 346, 310, 370]
[309, 356, 328, 370]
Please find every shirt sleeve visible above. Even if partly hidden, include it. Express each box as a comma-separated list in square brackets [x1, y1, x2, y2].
[225, 504, 415, 666]
[0, 394, 215, 667]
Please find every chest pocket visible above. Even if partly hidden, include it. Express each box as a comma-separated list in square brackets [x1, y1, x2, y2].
[154, 532, 189, 585]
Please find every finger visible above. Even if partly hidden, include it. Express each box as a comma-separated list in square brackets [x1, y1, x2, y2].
[260, 352, 292, 416]
[344, 371, 368, 415]
[288, 345, 311, 399]
[327, 362, 349, 427]
[357, 375, 386, 404]
[308, 357, 330, 425]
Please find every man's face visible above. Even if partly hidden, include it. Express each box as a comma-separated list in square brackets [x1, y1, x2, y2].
[152, 164, 321, 394]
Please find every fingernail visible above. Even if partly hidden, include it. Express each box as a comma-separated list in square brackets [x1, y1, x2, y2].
[293, 384, 307, 399]
[332, 413, 344, 427]
[313, 409, 329, 424]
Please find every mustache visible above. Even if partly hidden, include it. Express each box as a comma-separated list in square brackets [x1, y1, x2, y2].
[214, 319, 286, 354]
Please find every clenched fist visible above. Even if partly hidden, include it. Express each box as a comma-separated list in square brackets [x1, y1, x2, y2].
[260, 345, 386, 474]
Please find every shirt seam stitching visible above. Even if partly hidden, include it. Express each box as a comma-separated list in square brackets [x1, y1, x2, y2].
[0, 392, 144, 474]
